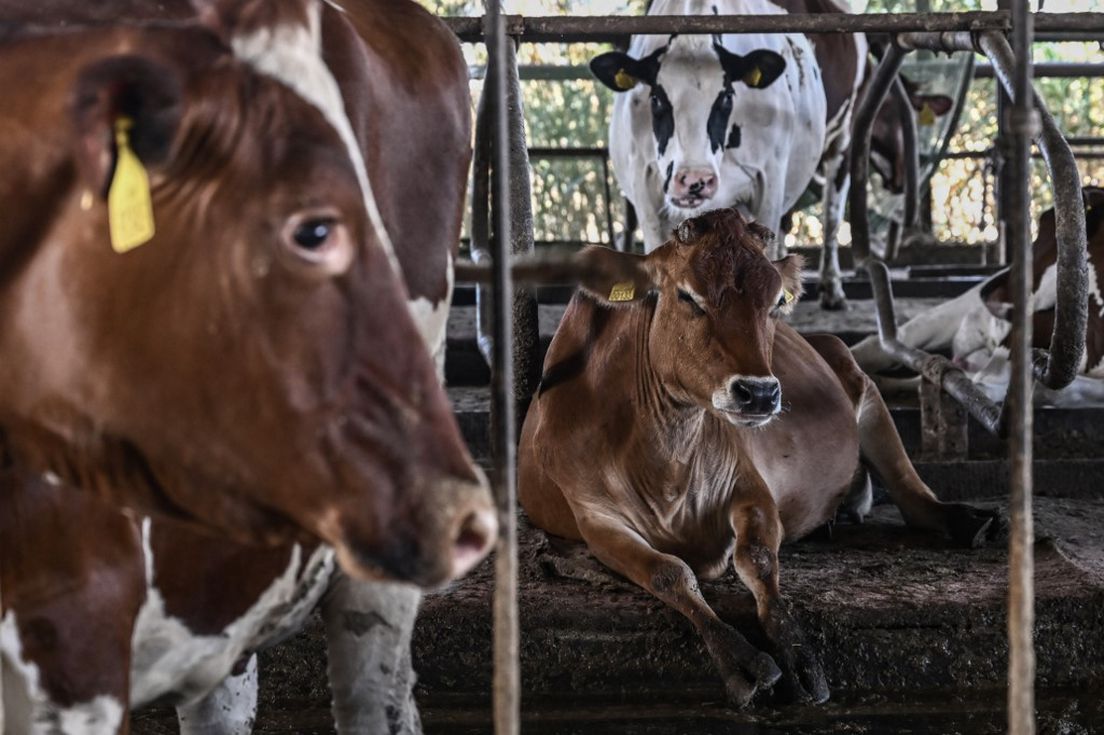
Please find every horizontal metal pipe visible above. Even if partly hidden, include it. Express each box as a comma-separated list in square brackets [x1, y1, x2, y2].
[470, 62, 1104, 82]
[979, 31, 1088, 391]
[976, 62, 1104, 79]
[455, 254, 594, 286]
[445, 11, 1104, 43]
[866, 261, 1004, 433]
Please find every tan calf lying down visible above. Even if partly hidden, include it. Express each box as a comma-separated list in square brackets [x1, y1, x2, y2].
[519, 208, 1000, 706]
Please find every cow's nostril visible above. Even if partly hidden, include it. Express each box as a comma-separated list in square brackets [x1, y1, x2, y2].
[768, 382, 781, 405]
[450, 507, 496, 579]
[731, 381, 754, 406]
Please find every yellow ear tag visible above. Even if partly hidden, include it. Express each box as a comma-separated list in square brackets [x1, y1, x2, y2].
[918, 102, 937, 127]
[614, 69, 638, 91]
[744, 66, 763, 87]
[108, 117, 156, 254]
[783, 289, 795, 305]
[608, 282, 636, 302]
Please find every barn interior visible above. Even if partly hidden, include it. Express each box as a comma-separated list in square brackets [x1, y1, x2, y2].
[74, 0, 1104, 733]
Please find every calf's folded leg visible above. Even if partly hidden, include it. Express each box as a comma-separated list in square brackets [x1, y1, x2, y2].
[577, 516, 781, 708]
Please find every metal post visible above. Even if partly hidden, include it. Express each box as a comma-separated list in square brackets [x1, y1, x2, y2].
[484, 1, 520, 734]
[1006, 3, 1036, 733]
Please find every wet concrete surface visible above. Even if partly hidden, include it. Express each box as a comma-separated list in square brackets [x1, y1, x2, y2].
[133, 498, 1104, 734]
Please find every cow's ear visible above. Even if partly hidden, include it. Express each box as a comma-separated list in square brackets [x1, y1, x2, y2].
[576, 246, 656, 306]
[591, 50, 662, 92]
[911, 93, 954, 125]
[773, 254, 804, 315]
[717, 46, 786, 89]
[70, 55, 183, 197]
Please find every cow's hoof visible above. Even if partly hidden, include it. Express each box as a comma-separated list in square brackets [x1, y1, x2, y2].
[722, 673, 758, 709]
[947, 503, 1007, 548]
[819, 290, 848, 311]
[746, 650, 783, 690]
[773, 638, 829, 705]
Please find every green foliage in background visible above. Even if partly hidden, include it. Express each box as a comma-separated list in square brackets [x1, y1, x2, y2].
[422, 0, 1104, 247]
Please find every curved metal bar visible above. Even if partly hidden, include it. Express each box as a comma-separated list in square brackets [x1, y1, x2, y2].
[867, 261, 1003, 432]
[979, 30, 1087, 391]
[849, 42, 908, 266]
[893, 74, 919, 232]
[472, 80, 495, 368]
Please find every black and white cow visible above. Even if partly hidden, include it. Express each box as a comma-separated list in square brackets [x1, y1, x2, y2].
[591, 0, 826, 256]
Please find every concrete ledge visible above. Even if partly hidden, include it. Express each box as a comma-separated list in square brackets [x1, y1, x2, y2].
[211, 499, 1104, 734]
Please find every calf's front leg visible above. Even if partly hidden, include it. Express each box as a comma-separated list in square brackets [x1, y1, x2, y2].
[729, 481, 829, 704]
[577, 516, 781, 707]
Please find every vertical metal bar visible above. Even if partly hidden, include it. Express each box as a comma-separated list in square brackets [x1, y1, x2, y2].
[472, 84, 495, 368]
[601, 156, 617, 249]
[485, 2, 520, 735]
[1006, 3, 1036, 734]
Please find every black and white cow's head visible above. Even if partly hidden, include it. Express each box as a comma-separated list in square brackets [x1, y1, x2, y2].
[591, 36, 785, 214]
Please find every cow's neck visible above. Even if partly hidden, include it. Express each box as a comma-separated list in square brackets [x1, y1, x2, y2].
[632, 302, 710, 464]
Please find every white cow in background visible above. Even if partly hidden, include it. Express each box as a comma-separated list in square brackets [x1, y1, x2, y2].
[591, 0, 827, 255]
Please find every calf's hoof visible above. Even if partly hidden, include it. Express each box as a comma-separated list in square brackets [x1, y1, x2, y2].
[946, 503, 1007, 548]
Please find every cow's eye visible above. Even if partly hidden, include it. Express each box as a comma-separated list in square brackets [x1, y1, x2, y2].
[650, 93, 667, 114]
[293, 219, 336, 250]
[678, 289, 706, 316]
[282, 209, 354, 274]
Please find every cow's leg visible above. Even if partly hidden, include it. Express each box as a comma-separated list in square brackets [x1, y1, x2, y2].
[175, 655, 258, 735]
[320, 573, 422, 735]
[729, 482, 829, 704]
[818, 153, 849, 311]
[578, 517, 781, 707]
[857, 373, 1004, 546]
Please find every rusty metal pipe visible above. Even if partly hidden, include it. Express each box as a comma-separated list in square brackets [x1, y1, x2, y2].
[866, 261, 1003, 432]
[1004, 5, 1036, 733]
[894, 74, 919, 232]
[978, 31, 1088, 391]
[850, 43, 907, 266]
[471, 79, 494, 368]
[484, 2, 520, 734]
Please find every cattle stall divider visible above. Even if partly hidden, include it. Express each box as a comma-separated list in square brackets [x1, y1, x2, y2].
[454, 8, 1098, 733]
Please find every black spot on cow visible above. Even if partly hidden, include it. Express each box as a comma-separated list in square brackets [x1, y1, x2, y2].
[650, 84, 675, 156]
[342, 609, 393, 637]
[663, 161, 675, 193]
[726, 123, 741, 150]
[707, 87, 734, 153]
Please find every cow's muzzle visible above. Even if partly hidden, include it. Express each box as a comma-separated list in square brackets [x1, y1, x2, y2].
[668, 167, 718, 209]
[713, 376, 782, 427]
[330, 470, 497, 588]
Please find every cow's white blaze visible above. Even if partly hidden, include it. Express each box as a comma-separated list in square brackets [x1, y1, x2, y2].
[229, 1, 399, 277]
[130, 519, 334, 708]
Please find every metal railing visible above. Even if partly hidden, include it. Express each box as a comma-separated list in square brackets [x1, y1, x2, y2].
[461, 7, 1088, 734]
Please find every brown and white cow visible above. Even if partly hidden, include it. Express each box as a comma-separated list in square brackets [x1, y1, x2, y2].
[0, 2, 487, 732]
[518, 208, 1000, 706]
[852, 187, 1104, 405]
